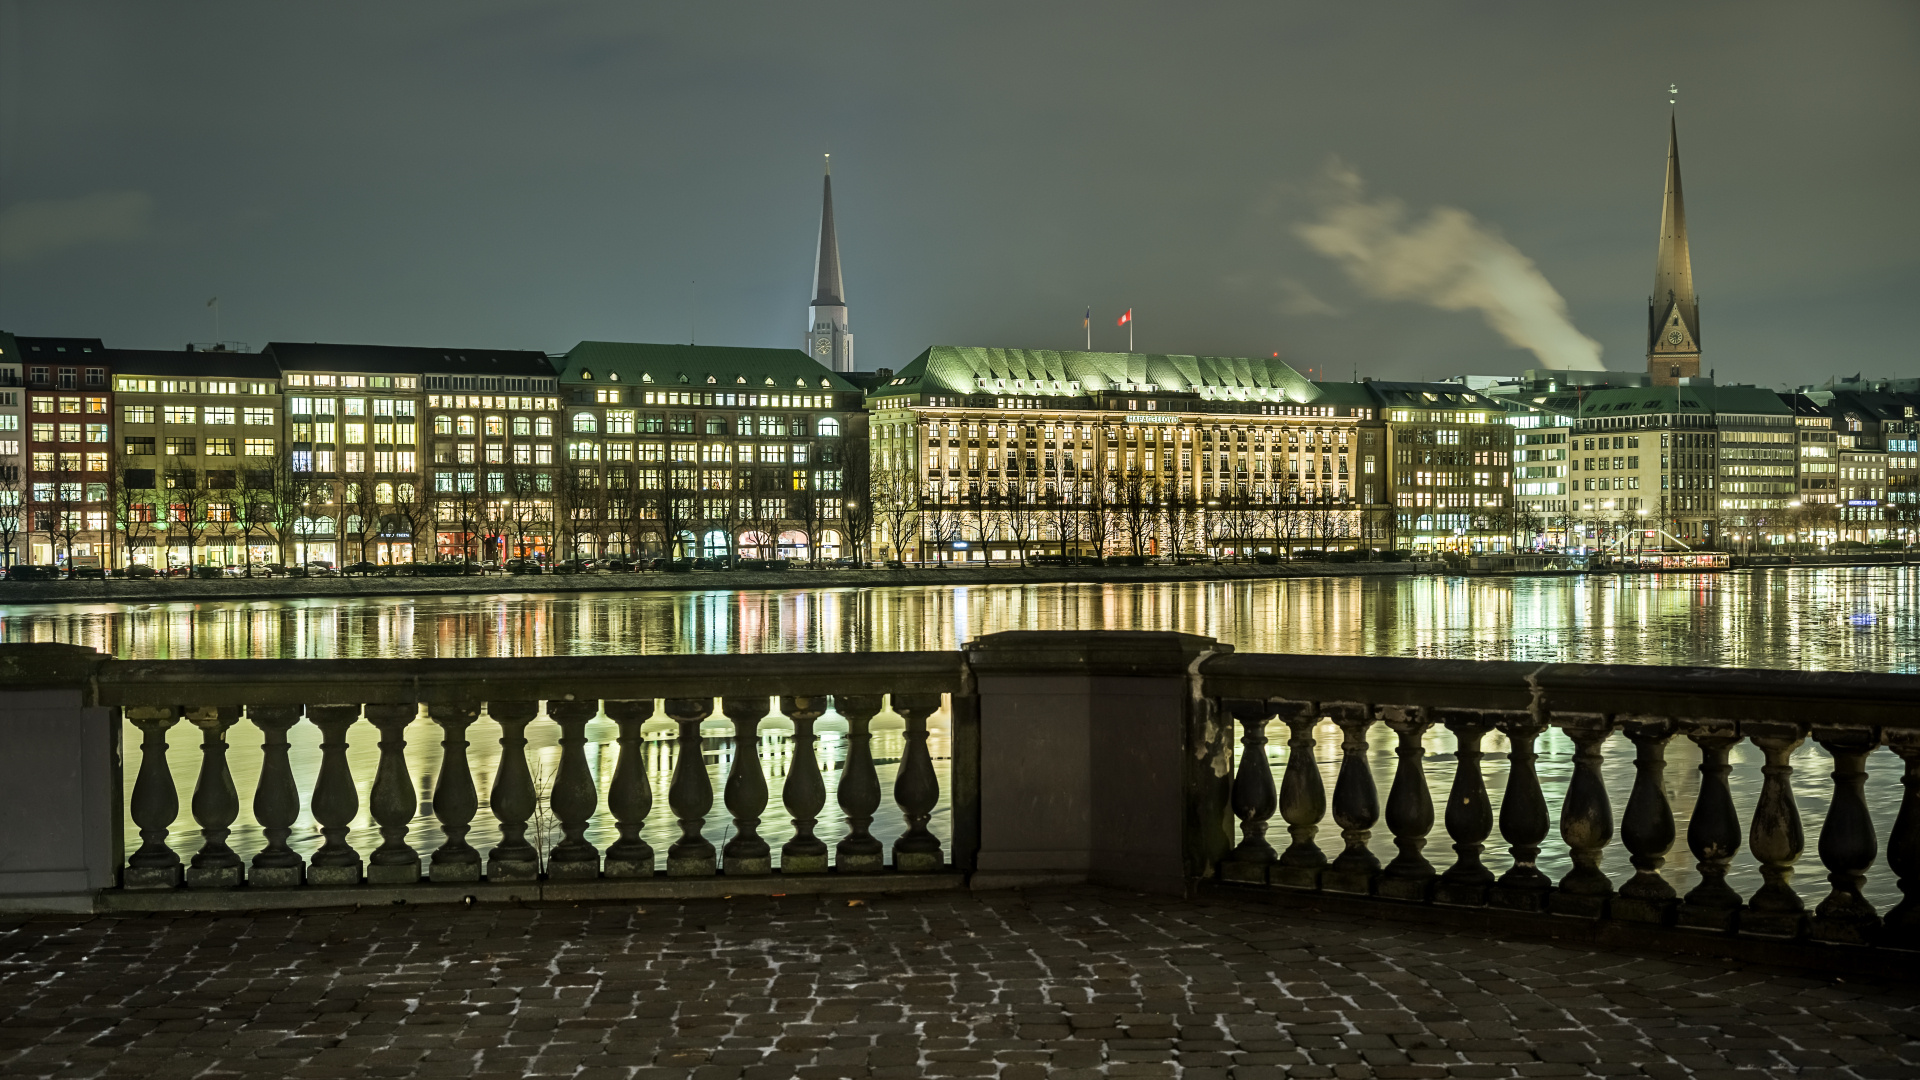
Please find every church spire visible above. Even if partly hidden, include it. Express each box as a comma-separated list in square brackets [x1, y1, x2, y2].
[812, 156, 844, 306]
[805, 154, 853, 371]
[1647, 114, 1701, 385]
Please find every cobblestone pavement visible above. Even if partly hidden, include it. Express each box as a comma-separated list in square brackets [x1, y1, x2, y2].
[0, 888, 1915, 1079]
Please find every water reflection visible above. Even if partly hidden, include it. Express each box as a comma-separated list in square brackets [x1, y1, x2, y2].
[5, 566, 1918, 671]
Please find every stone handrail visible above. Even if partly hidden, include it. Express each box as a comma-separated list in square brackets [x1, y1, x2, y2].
[1200, 651, 1920, 949]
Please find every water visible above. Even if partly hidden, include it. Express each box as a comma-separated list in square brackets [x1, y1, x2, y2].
[3, 567, 1911, 908]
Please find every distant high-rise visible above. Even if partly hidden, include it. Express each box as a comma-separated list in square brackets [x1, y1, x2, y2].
[806, 156, 853, 373]
[1647, 116, 1701, 387]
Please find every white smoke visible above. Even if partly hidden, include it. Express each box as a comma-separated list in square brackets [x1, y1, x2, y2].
[1294, 162, 1601, 370]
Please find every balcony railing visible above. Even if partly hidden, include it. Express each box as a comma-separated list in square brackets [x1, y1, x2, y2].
[0, 634, 1916, 961]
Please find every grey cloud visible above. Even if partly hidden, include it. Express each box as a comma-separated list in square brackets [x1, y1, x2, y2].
[0, 191, 155, 264]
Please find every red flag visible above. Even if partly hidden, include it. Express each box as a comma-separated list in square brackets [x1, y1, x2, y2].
[1117, 309, 1132, 326]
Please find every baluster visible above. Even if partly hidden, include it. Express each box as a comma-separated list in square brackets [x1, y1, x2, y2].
[1612, 717, 1678, 925]
[426, 702, 482, 884]
[246, 705, 305, 888]
[718, 696, 772, 876]
[1272, 701, 1327, 890]
[484, 700, 540, 882]
[891, 693, 944, 872]
[1809, 724, 1881, 944]
[1432, 709, 1495, 907]
[780, 696, 830, 874]
[1884, 731, 1920, 948]
[602, 700, 656, 878]
[834, 694, 885, 873]
[1488, 712, 1550, 912]
[1551, 712, 1616, 918]
[123, 707, 183, 890]
[364, 703, 422, 885]
[183, 706, 244, 888]
[1321, 702, 1379, 895]
[1219, 698, 1279, 884]
[665, 697, 716, 876]
[1376, 705, 1436, 902]
[1744, 721, 1808, 938]
[546, 699, 604, 879]
[1676, 719, 1743, 932]
[306, 705, 364, 886]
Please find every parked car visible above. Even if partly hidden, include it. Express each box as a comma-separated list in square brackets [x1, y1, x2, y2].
[340, 561, 380, 576]
[601, 558, 635, 573]
[304, 563, 339, 577]
[552, 559, 596, 574]
[503, 558, 544, 575]
[4, 564, 55, 581]
[68, 566, 108, 580]
[121, 563, 158, 579]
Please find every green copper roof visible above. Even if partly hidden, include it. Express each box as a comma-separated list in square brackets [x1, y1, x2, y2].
[872, 346, 1321, 403]
[556, 341, 858, 393]
[1573, 384, 1792, 418]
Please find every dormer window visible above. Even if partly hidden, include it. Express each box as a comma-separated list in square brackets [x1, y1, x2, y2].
[763, 376, 775, 386]
[608, 372, 620, 382]
[736, 375, 747, 384]
[706, 375, 717, 384]
[641, 372, 654, 383]
[580, 370, 593, 381]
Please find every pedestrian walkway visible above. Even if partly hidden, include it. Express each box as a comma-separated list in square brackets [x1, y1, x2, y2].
[0, 887, 1914, 1078]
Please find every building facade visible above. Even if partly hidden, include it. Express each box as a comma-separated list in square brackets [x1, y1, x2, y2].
[0, 333, 23, 566]
[16, 337, 113, 568]
[553, 341, 866, 561]
[866, 346, 1389, 561]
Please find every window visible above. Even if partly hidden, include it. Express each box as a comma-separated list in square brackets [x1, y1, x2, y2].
[534, 445, 553, 465]
[244, 438, 275, 457]
[244, 407, 274, 425]
[205, 438, 236, 456]
[204, 407, 236, 425]
[345, 452, 365, 473]
[572, 413, 598, 433]
[344, 422, 366, 445]
[122, 405, 155, 425]
[166, 437, 196, 456]
[511, 416, 532, 436]
[85, 453, 108, 472]
[817, 417, 841, 437]
[484, 415, 505, 436]
[534, 416, 554, 437]
[30, 423, 53, 443]
[85, 423, 107, 443]
[343, 398, 365, 416]
[606, 410, 635, 434]
[434, 415, 454, 435]
[164, 405, 196, 425]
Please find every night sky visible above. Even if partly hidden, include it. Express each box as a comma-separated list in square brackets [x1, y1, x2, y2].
[1, 2, 1914, 388]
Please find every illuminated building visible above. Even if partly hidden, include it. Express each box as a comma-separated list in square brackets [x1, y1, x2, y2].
[15, 337, 112, 568]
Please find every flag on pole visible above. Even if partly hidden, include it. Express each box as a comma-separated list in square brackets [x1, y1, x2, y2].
[1083, 307, 1090, 329]
[1116, 309, 1132, 326]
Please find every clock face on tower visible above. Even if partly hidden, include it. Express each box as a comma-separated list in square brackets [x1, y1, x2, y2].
[1667, 328, 1684, 346]
[815, 337, 831, 356]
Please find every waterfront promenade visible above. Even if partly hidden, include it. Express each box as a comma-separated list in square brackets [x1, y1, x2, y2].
[1, 887, 1913, 1079]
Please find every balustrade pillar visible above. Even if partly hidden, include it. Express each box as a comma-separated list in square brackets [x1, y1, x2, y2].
[1676, 719, 1744, 932]
[602, 700, 656, 878]
[779, 696, 830, 874]
[1488, 712, 1550, 912]
[247, 705, 306, 888]
[1377, 705, 1436, 902]
[1810, 724, 1881, 944]
[1551, 713, 1616, 918]
[306, 705, 365, 886]
[123, 707, 183, 890]
[834, 694, 885, 873]
[484, 701, 540, 882]
[1321, 702, 1380, 895]
[546, 699, 603, 879]
[1884, 731, 1920, 948]
[1219, 698, 1279, 884]
[720, 697, 772, 875]
[1272, 701, 1327, 890]
[665, 698, 717, 876]
[891, 693, 944, 872]
[364, 703, 422, 885]
[1744, 721, 1809, 938]
[1613, 717, 1678, 925]
[183, 706, 244, 888]
[1433, 709, 1496, 907]
[426, 702, 482, 883]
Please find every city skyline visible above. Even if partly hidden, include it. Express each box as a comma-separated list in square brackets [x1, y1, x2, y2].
[0, 3, 1915, 388]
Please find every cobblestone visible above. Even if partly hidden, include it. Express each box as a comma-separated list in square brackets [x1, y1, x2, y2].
[0, 888, 1913, 1078]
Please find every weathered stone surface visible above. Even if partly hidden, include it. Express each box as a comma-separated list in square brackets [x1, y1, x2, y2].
[0, 886, 1912, 1079]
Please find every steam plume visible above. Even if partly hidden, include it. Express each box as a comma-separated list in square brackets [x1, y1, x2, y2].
[1295, 162, 1600, 370]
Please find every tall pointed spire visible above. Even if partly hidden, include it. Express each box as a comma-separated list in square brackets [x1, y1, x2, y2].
[1647, 115, 1701, 385]
[812, 156, 844, 306]
[805, 154, 853, 371]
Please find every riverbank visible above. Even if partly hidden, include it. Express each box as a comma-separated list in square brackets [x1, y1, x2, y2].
[0, 558, 1436, 605]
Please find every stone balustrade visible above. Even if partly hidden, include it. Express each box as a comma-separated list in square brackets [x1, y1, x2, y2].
[1203, 652, 1920, 950]
[3, 635, 1919, 960]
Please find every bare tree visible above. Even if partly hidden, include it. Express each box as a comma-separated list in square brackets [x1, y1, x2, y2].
[871, 464, 921, 563]
[389, 479, 433, 566]
[0, 465, 21, 569]
[1002, 482, 1040, 566]
[1115, 470, 1153, 557]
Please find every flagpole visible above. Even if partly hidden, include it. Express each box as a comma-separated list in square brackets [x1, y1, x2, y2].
[1129, 309, 1134, 352]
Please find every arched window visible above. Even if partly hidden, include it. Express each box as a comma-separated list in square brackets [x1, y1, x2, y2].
[433, 415, 453, 435]
[344, 482, 361, 501]
[573, 413, 598, 433]
[511, 416, 531, 436]
[397, 482, 416, 502]
[375, 482, 395, 504]
[534, 416, 554, 437]
[456, 415, 477, 436]
[816, 417, 841, 437]
[484, 415, 505, 436]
